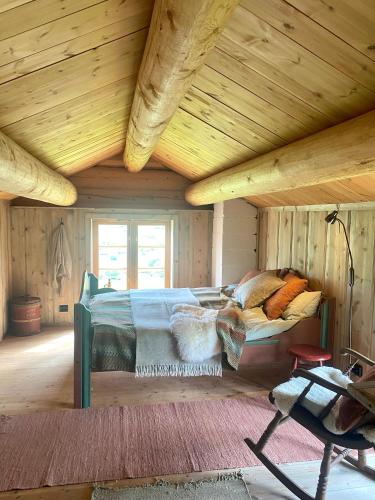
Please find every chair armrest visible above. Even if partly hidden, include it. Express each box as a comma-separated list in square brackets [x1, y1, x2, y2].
[293, 368, 350, 397]
[341, 348, 375, 367]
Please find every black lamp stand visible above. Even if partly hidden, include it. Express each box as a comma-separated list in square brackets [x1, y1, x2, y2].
[325, 210, 354, 351]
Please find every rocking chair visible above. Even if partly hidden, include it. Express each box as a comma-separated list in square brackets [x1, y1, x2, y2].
[245, 348, 375, 500]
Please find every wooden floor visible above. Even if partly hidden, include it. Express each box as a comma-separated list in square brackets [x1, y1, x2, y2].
[0, 327, 374, 499]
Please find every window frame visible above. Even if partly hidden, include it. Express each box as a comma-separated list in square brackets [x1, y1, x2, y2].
[92, 217, 172, 290]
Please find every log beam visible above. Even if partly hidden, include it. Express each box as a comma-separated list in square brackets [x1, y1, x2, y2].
[185, 110, 375, 206]
[124, 0, 239, 173]
[0, 131, 77, 206]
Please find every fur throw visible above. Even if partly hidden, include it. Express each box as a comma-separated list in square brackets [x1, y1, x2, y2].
[273, 366, 350, 416]
[170, 304, 222, 362]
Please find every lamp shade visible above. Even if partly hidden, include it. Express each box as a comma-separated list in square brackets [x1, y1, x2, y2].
[325, 210, 338, 224]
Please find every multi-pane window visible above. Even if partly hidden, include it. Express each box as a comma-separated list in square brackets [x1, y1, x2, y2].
[93, 219, 171, 290]
[95, 223, 128, 290]
[138, 224, 166, 289]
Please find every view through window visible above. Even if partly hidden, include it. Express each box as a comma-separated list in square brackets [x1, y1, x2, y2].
[92, 219, 171, 289]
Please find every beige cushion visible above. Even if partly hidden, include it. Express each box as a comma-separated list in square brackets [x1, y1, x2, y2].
[234, 271, 285, 309]
[234, 269, 262, 294]
[282, 291, 322, 320]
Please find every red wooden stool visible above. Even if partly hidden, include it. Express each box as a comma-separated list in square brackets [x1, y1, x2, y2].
[288, 343, 332, 374]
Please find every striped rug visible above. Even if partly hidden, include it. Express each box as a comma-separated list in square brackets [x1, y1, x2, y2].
[0, 396, 324, 492]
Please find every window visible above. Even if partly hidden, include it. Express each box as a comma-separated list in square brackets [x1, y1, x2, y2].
[92, 219, 171, 290]
[94, 222, 128, 290]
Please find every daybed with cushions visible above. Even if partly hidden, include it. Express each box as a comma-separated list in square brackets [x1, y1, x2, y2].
[74, 270, 334, 408]
[232, 269, 334, 367]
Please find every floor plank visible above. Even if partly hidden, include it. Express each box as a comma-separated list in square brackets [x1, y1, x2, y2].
[0, 327, 374, 499]
[0, 327, 279, 414]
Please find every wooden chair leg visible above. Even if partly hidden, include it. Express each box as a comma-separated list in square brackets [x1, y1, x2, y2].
[256, 410, 289, 452]
[315, 442, 333, 500]
[358, 449, 367, 468]
[332, 446, 375, 478]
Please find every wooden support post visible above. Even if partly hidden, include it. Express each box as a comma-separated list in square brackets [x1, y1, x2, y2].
[124, 0, 239, 172]
[0, 131, 77, 206]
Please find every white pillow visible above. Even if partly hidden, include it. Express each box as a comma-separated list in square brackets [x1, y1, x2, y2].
[234, 271, 285, 309]
[282, 291, 322, 320]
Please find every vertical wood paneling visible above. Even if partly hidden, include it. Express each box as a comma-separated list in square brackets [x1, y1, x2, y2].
[324, 212, 350, 365]
[0, 201, 11, 339]
[10, 208, 213, 325]
[213, 200, 258, 285]
[174, 211, 213, 288]
[194, 211, 212, 287]
[73, 209, 88, 302]
[258, 210, 268, 270]
[277, 211, 293, 268]
[175, 212, 191, 287]
[349, 211, 375, 357]
[291, 211, 309, 275]
[265, 211, 279, 269]
[259, 207, 375, 364]
[306, 211, 328, 290]
[25, 209, 51, 323]
[10, 208, 26, 297]
[52, 209, 76, 324]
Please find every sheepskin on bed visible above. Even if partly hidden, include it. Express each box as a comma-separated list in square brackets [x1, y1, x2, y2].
[170, 304, 222, 362]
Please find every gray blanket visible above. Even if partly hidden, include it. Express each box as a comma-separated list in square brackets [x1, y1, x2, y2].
[130, 288, 222, 377]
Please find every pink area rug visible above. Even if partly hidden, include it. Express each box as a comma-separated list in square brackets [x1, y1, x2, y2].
[0, 396, 324, 492]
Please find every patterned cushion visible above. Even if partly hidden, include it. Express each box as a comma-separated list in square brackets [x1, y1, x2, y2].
[234, 271, 285, 309]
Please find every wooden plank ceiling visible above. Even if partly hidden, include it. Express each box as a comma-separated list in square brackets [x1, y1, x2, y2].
[0, 0, 375, 206]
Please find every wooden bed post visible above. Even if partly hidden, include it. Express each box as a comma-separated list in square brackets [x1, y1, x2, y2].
[74, 302, 92, 409]
[74, 271, 99, 409]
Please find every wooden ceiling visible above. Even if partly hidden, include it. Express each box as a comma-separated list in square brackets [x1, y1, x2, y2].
[0, 0, 375, 206]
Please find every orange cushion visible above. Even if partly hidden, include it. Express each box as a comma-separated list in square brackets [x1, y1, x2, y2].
[263, 274, 308, 320]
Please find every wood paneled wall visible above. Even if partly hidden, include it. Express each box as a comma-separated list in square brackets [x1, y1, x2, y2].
[13, 166, 210, 211]
[9, 208, 212, 326]
[212, 200, 258, 286]
[259, 206, 375, 365]
[0, 201, 11, 339]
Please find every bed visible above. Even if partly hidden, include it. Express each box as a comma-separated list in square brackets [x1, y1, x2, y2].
[74, 271, 334, 409]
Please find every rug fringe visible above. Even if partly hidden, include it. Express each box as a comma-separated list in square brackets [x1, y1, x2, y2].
[93, 471, 245, 495]
[135, 363, 222, 377]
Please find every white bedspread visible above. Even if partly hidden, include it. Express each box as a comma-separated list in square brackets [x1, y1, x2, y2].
[130, 288, 198, 330]
[241, 307, 299, 341]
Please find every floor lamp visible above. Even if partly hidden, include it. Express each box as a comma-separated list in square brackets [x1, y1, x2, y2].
[325, 210, 354, 352]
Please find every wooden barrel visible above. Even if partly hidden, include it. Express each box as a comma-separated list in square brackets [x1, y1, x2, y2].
[10, 296, 41, 336]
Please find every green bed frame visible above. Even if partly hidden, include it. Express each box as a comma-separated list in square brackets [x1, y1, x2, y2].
[73, 271, 333, 409]
[74, 271, 115, 409]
